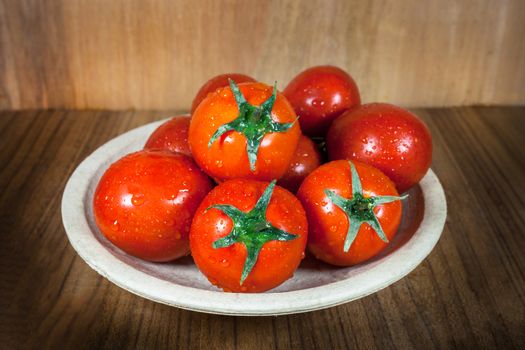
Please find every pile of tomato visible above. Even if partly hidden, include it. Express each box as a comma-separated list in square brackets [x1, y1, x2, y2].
[93, 66, 432, 293]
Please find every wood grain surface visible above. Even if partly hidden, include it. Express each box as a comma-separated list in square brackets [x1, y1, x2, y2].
[1, 0, 525, 110]
[0, 107, 524, 349]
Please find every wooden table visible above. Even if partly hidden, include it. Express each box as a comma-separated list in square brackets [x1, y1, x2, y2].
[1, 107, 524, 349]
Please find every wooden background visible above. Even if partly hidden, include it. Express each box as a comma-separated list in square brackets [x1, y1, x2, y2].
[1, 0, 525, 110]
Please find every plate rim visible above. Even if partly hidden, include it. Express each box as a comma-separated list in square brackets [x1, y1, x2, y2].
[61, 119, 447, 316]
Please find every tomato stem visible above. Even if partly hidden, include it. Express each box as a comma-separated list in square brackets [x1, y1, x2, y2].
[208, 180, 298, 285]
[324, 161, 408, 252]
[207, 80, 297, 171]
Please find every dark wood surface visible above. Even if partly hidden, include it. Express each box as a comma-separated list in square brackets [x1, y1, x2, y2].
[1, 107, 524, 349]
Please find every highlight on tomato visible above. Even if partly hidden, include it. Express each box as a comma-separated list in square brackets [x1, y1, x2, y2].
[93, 150, 213, 262]
[327, 103, 432, 193]
[191, 73, 256, 114]
[278, 134, 322, 193]
[283, 65, 361, 137]
[297, 160, 406, 266]
[190, 179, 308, 292]
[144, 114, 191, 157]
[189, 80, 301, 182]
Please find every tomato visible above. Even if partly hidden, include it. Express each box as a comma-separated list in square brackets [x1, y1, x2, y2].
[283, 65, 360, 137]
[93, 150, 213, 262]
[297, 160, 405, 266]
[277, 134, 322, 193]
[326, 103, 432, 193]
[189, 80, 301, 182]
[190, 179, 307, 292]
[191, 73, 256, 114]
[144, 115, 191, 156]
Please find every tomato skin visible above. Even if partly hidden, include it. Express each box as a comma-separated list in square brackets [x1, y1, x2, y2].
[189, 82, 301, 182]
[144, 115, 191, 156]
[326, 103, 432, 193]
[283, 65, 360, 137]
[277, 135, 322, 193]
[190, 179, 308, 292]
[93, 150, 213, 262]
[191, 73, 256, 114]
[297, 160, 402, 266]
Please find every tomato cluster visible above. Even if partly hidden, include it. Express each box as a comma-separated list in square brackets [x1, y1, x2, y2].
[93, 68, 432, 293]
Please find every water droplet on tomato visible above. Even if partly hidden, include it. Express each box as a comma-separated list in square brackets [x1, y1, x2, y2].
[311, 98, 325, 107]
[131, 193, 145, 206]
[220, 259, 230, 267]
[111, 220, 119, 231]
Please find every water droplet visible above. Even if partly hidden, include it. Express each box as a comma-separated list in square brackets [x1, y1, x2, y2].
[131, 193, 145, 206]
[311, 98, 325, 107]
[111, 220, 119, 231]
[220, 258, 230, 267]
[330, 225, 338, 232]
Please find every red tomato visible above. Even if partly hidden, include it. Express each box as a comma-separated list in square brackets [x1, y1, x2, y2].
[297, 160, 405, 266]
[190, 179, 308, 292]
[191, 73, 256, 114]
[189, 80, 301, 182]
[278, 134, 322, 193]
[283, 65, 360, 137]
[93, 150, 213, 262]
[326, 103, 432, 193]
[144, 115, 191, 156]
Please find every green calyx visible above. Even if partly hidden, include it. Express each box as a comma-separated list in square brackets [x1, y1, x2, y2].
[207, 79, 296, 171]
[208, 180, 297, 285]
[325, 161, 408, 252]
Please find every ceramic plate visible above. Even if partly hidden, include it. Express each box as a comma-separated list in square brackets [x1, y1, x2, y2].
[61, 119, 447, 316]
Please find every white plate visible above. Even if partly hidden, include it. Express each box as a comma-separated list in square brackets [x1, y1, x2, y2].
[61, 119, 447, 316]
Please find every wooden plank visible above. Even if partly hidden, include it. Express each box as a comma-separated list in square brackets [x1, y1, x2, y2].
[0, 107, 524, 348]
[0, 0, 524, 110]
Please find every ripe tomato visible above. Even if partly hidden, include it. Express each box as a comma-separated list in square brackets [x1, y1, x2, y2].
[191, 73, 256, 114]
[283, 65, 360, 137]
[326, 103, 432, 193]
[297, 160, 405, 266]
[190, 179, 307, 292]
[93, 150, 213, 262]
[189, 80, 301, 182]
[144, 115, 191, 156]
[278, 134, 322, 193]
